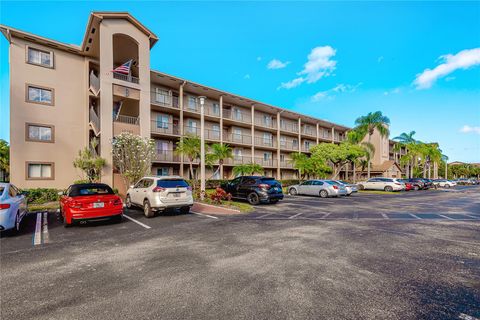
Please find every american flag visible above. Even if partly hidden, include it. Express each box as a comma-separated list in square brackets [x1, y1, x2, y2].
[112, 60, 132, 75]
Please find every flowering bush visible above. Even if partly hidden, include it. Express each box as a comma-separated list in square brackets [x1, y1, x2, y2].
[209, 187, 232, 204]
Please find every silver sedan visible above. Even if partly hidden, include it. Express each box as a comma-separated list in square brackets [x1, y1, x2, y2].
[0, 183, 28, 233]
[288, 180, 348, 198]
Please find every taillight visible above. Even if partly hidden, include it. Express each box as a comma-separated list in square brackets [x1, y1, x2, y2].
[0, 203, 10, 209]
[332, 185, 338, 190]
[112, 198, 122, 206]
[187, 186, 192, 191]
[153, 186, 166, 192]
[69, 201, 83, 209]
[258, 183, 270, 190]
[395, 183, 402, 186]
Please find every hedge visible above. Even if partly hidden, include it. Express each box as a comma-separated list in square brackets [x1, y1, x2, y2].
[21, 188, 62, 204]
[185, 179, 301, 188]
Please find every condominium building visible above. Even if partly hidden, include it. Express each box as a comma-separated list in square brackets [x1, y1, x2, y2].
[1, 12, 402, 191]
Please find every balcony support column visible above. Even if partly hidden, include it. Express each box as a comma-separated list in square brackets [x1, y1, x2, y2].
[251, 105, 255, 163]
[316, 123, 319, 145]
[298, 118, 302, 152]
[331, 127, 335, 143]
[276, 112, 281, 179]
[219, 95, 224, 178]
[179, 81, 185, 177]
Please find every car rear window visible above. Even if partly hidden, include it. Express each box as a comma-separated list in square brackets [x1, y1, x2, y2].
[0, 187, 4, 196]
[69, 185, 114, 197]
[259, 178, 279, 185]
[157, 179, 189, 188]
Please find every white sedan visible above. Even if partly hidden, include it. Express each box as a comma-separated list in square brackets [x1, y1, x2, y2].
[0, 183, 28, 233]
[357, 178, 405, 192]
[435, 179, 456, 188]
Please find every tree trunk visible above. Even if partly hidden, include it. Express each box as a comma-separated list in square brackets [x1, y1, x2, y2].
[445, 163, 448, 179]
[353, 162, 356, 183]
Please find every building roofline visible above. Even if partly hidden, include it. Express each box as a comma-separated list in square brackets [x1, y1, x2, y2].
[151, 69, 351, 131]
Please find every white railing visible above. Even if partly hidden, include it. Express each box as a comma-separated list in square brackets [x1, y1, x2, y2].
[89, 107, 100, 134]
[280, 121, 298, 133]
[113, 72, 139, 84]
[254, 117, 276, 129]
[224, 133, 252, 145]
[254, 136, 277, 148]
[89, 70, 100, 96]
[115, 115, 139, 125]
[151, 120, 179, 135]
[223, 109, 251, 123]
[155, 150, 180, 162]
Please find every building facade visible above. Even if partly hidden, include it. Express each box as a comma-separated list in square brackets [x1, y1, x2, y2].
[1, 12, 403, 191]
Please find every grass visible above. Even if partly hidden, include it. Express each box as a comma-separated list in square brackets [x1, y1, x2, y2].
[28, 201, 59, 212]
[198, 189, 254, 213]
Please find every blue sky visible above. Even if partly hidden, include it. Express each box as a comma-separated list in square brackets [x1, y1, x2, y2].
[1, 1, 479, 162]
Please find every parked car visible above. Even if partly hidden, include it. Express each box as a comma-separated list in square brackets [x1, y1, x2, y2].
[335, 180, 358, 196]
[288, 180, 348, 198]
[357, 178, 405, 192]
[0, 183, 28, 233]
[406, 178, 428, 190]
[59, 183, 123, 227]
[221, 176, 284, 205]
[457, 178, 478, 185]
[126, 176, 193, 217]
[434, 179, 456, 188]
[399, 179, 413, 191]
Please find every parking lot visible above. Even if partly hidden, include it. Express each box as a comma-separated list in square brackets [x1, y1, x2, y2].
[1, 186, 479, 320]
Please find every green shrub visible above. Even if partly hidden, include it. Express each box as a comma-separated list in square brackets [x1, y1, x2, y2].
[73, 179, 89, 184]
[278, 180, 301, 187]
[21, 188, 62, 204]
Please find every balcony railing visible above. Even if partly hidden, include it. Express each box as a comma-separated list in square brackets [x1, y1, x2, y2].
[302, 128, 316, 137]
[302, 145, 312, 152]
[224, 155, 252, 165]
[185, 101, 200, 113]
[113, 72, 139, 84]
[280, 160, 294, 168]
[254, 136, 277, 148]
[183, 126, 221, 140]
[254, 117, 276, 129]
[89, 70, 100, 96]
[155, 150, 180, 162]
[151, 92, 179, 108]
[114, 115, 139, 125]
[151, 120, 179, 135]
[280, 122, 299, 133]
[254, 157, 274, 167]
[224, 133, 252, 145]
[280, 140, 299, 151]
[223, 109, 251, 124]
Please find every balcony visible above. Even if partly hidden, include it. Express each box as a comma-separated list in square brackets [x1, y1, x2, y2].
[280, 122, 299, 133]
[223, 109, 251, 124]
[224, 133, 252, 145]
[155, 150, 180, 162]
[183, 126, 221, 141]
[113, 115, 140, 136]
[151, 91, 179, 108]
[280, 160, 294, 168]
[113, 72, 139, 84]
[254, 117, 276, 129]
[254, 136, 277, 148]
[280, 140, 299, 151]
[302, 128, 316, 138]
[224, 155, 252, 165]
[151, 120, 179, 135]
[89, 70, 100, 96]
[89, 107, 100, 136]
[302, 145, 312, 152]
[254, 157, 274, 167]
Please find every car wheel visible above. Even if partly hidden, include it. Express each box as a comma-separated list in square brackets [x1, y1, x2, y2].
[247, 192, 260, 205]
[346, 193, 351, 197]
[358, 184, 365, 190]
[143, 200, 154, 218]
[445, 184, 450, 188]
[125, 195, 132, 209]
[384, 186, 393, 192]
[112, 214, 123, 223]
[14, 211, 21, 233]
[319, 190, 328, 198]
[289, 188, 297, 196]
[180, 206, 190, 214]
[414, 186, 419, 191]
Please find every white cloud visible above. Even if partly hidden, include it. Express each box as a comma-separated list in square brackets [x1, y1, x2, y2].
[414, 48, 480, 89]
[445, 76, 456, 82]
[267, 59, 290, 69]
[383, 87, 401, 96]
[311, 83, 361, 101]
[279, 45, 337, 89]
[243, 74, 251, 79]
[378, 56, 384, 63]
[460, 125, 480, 135]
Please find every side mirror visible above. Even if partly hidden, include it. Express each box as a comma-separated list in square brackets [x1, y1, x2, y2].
[57, 191, 65, 196]
[129, 185, 134, 189]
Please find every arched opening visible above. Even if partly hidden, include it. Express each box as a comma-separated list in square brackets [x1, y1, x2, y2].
[112, 34, 139, 81]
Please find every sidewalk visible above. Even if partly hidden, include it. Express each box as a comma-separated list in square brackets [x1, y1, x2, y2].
[192, 202, 241, 215]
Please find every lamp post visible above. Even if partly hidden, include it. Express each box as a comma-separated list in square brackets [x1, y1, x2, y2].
[198, 96, 206, 200]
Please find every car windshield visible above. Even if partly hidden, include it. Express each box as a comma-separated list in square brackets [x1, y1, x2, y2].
[69, 184, 114, 197]
[325, 180, 340, 185]
[157, 179, 189, 188]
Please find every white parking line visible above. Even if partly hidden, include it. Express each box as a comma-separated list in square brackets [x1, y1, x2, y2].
[289, 212, 304, 219]
[464, 214, 480, 220]
[409, 213, 421, 219]
[438, 214, 455, 220]
[381, 213, 389, 219]
[123, 214, 152, 229]
[191, 211, 219, 219]
[33, 213, 42, 245]
[42, 212, 49, 244]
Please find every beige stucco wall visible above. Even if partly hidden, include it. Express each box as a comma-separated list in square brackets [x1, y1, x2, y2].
[9, 37, 88, 189]
[364, 127, 390, 166]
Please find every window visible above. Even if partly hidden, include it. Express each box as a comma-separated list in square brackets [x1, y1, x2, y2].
[234, 148, 243, 157]
[233, 107, 242, 120]
[301, 181, 313, 185]
[27, 46, 53, 68]
[156, 115, 169, 129]
[26, 123, 54, 142]
[323, 129, 329, 138]
[280, 154, 285, 162]
[212, 124, 220, 139]
[280, 136, 286, 146]
[157, 179, 189, 188]
[212, 103, 220, 115]
[134, 179, 145, 188]
[263, 115, 271, 126]
[26, 85, 53, 105]
[188, 96, 197, 110]
[157, 167, 169, 176]
[313, 181, 324, 186]
[292, 139, 298, 148]
[155, 88, 170, 104]
[263, 152, 271, 161]
[263, 132, 272, 145]
[280, 119, 285, 129]
[233, 128, 242, 141]
[27, 162, 53, 180]
[68, 184, 115, 197]
[187, 120, 197, 134]
[9, 186, 18, 197]
[304, 141, 311, 151]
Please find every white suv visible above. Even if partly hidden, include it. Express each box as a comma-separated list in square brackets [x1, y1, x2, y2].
[125, 176, 194, 217]
[357, 177, 405, 192]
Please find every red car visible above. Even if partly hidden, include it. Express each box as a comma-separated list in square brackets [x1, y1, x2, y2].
[60, 183, 123, 227]
[401, 180, 413, 191]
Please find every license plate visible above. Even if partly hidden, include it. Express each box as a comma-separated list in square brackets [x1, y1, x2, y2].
[93, 202, 104, 208]
[172, 193, 181, 198]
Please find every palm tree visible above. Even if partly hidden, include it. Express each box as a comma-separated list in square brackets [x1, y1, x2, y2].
[393, 131, 417, 144]
[290, 152, 310, 180]
[0, 139, 9, 182]
[175, 135, 200, 180]
[207, 143, 233, 179]
[232, 163, 263, 176]
[393, 131, 418, 178]
[345, 128, 374, 182]
[354, 111, 390, 179]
